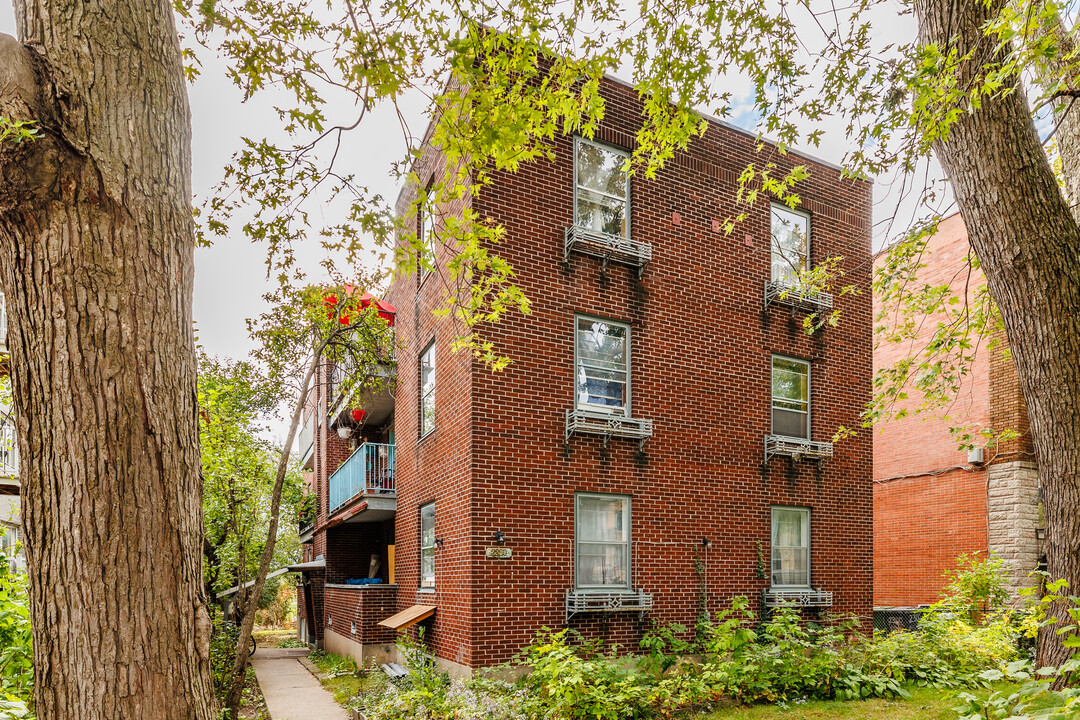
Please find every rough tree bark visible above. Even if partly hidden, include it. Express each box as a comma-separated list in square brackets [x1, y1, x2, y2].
[914, 0, 1080, 670]
[0, 0, 216, 717]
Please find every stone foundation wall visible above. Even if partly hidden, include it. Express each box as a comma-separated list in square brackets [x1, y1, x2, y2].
[987, 460, 1041, 598]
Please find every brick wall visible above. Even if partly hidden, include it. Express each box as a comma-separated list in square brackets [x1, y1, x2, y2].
[383, 75, 874, 669]
[873, 467, 988, 606]
[324, 585, 397, 645]
[872, 213, 1040, 606]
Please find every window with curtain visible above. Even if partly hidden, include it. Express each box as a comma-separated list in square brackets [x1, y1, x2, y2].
[420, 340, 436, 437]
[771, 506, 810, 588]
[575, 493, 630, 591]
[575, 138, 630, 239]
[420, 502, 435, 588]
[770, 203, 809, 285]
[771, 355, 809, 439]
[575, 317, 629, 414]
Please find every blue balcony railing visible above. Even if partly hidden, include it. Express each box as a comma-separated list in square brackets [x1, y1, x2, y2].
[329, 442, 395, 513]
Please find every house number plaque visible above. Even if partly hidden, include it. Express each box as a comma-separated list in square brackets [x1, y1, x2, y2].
[485, 547, 512, 559]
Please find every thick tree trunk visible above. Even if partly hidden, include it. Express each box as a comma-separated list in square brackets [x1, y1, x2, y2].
[914, 0, 1080, 671]
[0, 0, 215, 716]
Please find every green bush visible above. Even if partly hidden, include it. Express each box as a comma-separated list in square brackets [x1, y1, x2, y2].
[0, 560, 33, 718]
[519, 629, 653, 720]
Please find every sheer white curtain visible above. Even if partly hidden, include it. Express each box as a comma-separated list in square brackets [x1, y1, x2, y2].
[576, 495, 628, 588]
[771, 508, 809, 587]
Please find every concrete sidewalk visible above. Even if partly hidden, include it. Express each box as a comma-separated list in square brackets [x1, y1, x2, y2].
[251, 648, 349, 720]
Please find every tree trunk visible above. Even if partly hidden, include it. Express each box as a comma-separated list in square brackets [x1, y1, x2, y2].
[0, 0, 215, 717]
[914, 0, 1080, 671]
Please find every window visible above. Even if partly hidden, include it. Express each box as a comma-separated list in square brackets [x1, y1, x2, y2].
[419, 181, 437, 281]
[770, 203, 809, 285]
[575, 493, 631, 591]
[575, 316, 630, 415]
[771, 355, 809, 439]
[574, 138, 630, 239]
[771, 506, 810, 588]
[420, 502, 435, 588]
[420, 340, 436, 437]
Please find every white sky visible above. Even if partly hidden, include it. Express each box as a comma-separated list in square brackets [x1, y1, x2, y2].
[1, 4, 935, 368]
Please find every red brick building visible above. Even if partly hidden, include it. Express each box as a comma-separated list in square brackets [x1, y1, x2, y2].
[873, 213, 1041, 608]
[295, 75, 874, 674]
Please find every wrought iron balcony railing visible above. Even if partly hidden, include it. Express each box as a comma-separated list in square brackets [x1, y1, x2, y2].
[763, 434, 833, 464]
[565, 409, 653, 450]
[763, 279, 833, 313]
[329, 442, 395, 513]
[564, 226, 652, 277]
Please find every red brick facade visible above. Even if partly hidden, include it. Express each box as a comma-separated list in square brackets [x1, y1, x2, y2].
[872, 213, 1040, 607]
[299, 75, 874, 671]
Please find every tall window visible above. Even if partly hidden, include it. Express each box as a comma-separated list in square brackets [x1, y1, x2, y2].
[574, 138, 630, 239]
[420, 502, 435, 588]
[575, 493, 631, 591]
[771, 355, 810, 439]
[770, 203, 809, 285]
[575, 317, 630, 415]
[771, 506, 810, 588]
[419, 182, 436, 281]
[420, 340, 436, 437]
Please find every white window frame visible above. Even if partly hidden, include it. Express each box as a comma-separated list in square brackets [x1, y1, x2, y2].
[419, 340, 436, 438]
[771, 354, 810, 440]
[770, 506, 811, 589]
[573, 137, 631, 240]
[574, 492, 632, 593]
[574, 315, 631, 416]
[420, 502, 435, 589]
[770, 203, 810, 285]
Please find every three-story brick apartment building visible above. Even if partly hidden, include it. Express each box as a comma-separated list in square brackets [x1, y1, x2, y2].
[295, 75, 874, 674]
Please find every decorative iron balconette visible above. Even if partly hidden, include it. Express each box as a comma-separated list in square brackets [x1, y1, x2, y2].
[566, 589, 654, 622]
[566, 409, 653, 450]
[763, 280, 833, 313]
[564, 226, 653, 277]
[761, 588, 833, 608]
[763, 434, 833, 464]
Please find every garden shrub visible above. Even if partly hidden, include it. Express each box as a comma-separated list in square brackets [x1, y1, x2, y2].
[518, 629, 653, 720]
[0, 560, 33, 719]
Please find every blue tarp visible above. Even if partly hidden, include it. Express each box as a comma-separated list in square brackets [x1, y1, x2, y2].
[345, 578, 383, 585]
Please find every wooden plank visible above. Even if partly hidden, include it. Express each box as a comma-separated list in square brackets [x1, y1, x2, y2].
[377, 604, 435, 630]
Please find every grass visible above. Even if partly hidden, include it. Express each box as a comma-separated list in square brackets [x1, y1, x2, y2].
[699, 683, 1024, 719]
[308, 649, 381, 706]
[252, 627, 302, 649]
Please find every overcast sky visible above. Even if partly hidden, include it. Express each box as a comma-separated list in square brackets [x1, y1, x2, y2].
[0, 5, 929, 368]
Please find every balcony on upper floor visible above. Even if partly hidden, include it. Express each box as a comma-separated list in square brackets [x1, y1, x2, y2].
[0, 422, 18, 496]
[329, 442, 396, 517]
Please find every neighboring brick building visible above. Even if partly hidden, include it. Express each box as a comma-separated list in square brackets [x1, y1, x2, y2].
[873, 213, 1041, 608]
[296, 74, 874, 674]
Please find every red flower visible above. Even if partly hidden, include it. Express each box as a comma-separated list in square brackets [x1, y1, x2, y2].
[324, 293, 338, 306]
[339, 315, 350, 325]
[351, 408, 367, 422]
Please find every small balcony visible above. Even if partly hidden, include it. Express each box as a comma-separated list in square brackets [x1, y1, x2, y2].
[0, 423, 17, 478]
[329, 442, 395, 515]
[565, 409, 653, 450]
[763, 434, 833, 464]
[564, 225, 652, 277]
[763, 279, 833, 313]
